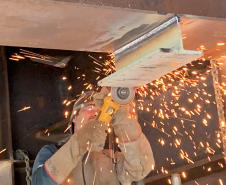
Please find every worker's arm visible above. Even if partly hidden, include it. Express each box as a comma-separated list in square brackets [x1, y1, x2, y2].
[113, 106, 155, 184]
[93, 87, 155, 183]
[32, 121, 107, 185]
[31, 144, 59, 185]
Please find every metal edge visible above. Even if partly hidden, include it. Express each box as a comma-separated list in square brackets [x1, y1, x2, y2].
[144, 154, 224, 183]
[0, 46, 15, 185]
[30, 0, 226, 21]
[98, 48, 203, 87]
[114, 17, 179, 55]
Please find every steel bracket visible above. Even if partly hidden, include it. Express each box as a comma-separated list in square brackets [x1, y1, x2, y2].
[98, 17, 203, 87]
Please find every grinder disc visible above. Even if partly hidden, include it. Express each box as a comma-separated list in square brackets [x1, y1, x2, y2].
[111, 87, 135, 105]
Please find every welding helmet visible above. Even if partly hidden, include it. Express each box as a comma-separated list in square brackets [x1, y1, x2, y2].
[69, 91, 96, 134]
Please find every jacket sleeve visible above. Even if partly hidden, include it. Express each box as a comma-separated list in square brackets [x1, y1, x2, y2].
[31, 144, 59, 185]
[115, 133, 155, 185]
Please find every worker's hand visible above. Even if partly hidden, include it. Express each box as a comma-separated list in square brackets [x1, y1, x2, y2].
[111, 104, 142, 143]
[93, 87, 110, 109]
[44, 121, 107, 184]
[76, 120, 107, 155]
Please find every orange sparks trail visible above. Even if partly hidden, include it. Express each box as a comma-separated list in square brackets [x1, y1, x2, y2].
[0, 148, 6, 154]
[64, 111, 69, 118]
[182, 171, 187, 178]
[219, 179, 223, 185]
[64, 125, 72, 133]
[12, 48, 225, 179]
[17, 106, 31, 112]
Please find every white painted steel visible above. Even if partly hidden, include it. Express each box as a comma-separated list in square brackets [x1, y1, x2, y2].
[171, 174, 182, 185]
[98, 49, 202, 87]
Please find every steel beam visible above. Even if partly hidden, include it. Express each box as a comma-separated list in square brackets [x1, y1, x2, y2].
[144, 154, 224, 183]
[0, 0, 226, 55]
[171, 174, 182, 185]
[211, 60, 226, 159]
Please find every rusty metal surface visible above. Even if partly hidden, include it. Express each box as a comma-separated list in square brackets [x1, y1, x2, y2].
[44, 0, 226, 19]
[0, 0, 172, 52]
[0, 1, 226, 59]
[181, 18, 226, 61]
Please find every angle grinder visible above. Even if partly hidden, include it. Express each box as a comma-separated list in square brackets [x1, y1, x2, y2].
[97, 87, 135, 124]
[111, 87, 135, 106]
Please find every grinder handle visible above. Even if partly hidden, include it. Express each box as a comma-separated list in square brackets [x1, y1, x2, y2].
[97, 96, 120, 124]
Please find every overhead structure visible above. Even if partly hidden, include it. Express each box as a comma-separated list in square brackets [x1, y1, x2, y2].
[98, 17, 202, 87]
[0, 0, 225, 62]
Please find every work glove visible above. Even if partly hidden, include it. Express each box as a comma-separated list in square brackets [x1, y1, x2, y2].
[44, 120, 107, 184]
[111, 104, 141, 143]
[93, 86, 110, 109]
[77, 120, 108, 154]
[94, 87, 141, 143]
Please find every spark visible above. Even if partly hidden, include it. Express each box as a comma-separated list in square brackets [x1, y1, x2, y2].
[0, 149, 6, 154]
[202, 119, 208, 126]
[175, 139, 181, 146]
[11, 54, 25, 59]
[64, 125, 72, 133]
[218, 162, 224, 168]
[17, 106, 31, 112]
[116, 138, 119, 144]
[81, 118, 84, 123]
[181, 171, 187, 178]
[206, 147, 215, 154]
[9, 58, 19, 61]
[158, 138, 165, 146]
[85, 143, 93, 164]
[217, 42, 225, 46]
[219, 179, 223, 185]
[93, 171, 97, 185]
[64, 111, 69, 118]
[108, 127, 112, 133]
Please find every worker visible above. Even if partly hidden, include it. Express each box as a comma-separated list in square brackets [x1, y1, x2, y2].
[31, 87, 155, 185]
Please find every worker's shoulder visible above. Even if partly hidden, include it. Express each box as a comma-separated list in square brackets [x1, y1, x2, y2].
[38, 144, 58, 155]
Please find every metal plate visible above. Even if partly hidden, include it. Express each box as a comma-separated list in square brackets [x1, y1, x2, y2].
[0, 1, 226, 63]
[98, 48, 202, 87]
[0, 1, 172, 52]
[181, 18, 226, 61]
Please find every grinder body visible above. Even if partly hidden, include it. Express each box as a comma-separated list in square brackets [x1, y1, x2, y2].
[97, 87, 135, 124]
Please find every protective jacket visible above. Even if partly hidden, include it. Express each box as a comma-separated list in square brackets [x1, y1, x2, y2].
[32, 132, 154, 185]
[32, 93, 155, 185]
